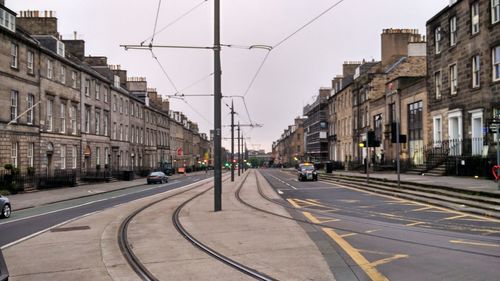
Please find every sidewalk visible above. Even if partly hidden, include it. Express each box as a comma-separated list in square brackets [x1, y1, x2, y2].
[8, 171, 207, 210]
[3, 170, 336, 280]
[329, 170, 500, 195]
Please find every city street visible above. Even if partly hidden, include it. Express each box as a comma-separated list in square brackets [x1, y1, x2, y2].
[261, 169, 500, 281]
[0, 173, 212, 248]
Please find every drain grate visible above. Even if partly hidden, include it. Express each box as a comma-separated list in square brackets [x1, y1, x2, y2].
[50, 226, 90, 232]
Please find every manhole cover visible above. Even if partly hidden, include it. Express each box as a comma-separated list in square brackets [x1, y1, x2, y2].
[50, 226, 90, 232]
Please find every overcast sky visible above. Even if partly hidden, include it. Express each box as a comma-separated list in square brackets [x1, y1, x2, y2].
[7, 0, 449, 152]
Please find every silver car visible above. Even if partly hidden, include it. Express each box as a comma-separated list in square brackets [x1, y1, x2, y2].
[0, 195, 11, 219]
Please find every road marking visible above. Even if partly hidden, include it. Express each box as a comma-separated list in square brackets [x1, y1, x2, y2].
[277, 189, 284, 195]
[0, 178, 199, 226]
[322, 227, 389, 281]
[325, 181, 500, 223]
[406, 221, 425, 226]
[442, 214, 468, 220]
[302, 212, 339, 223]
[450, 240, 500, 248]
[340, 233, 357, 238]
[269, 175, 298, 190]
[371, 254, 408, 267]
[339, 199, 360, 203]
[410, 206, 433, 212]
[287, 199, 302, 209]
[1, 177, 214, 249]
[366, 229, 381, 234]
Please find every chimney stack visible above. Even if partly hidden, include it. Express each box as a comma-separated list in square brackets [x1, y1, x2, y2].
[17, 10, 59, 37]
[381, 28, 422, 66]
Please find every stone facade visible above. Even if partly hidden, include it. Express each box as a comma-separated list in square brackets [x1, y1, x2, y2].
[0, 4, 211, 182]
[427, 0, 500, 159]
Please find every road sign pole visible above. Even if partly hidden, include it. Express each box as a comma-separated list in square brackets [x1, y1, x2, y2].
[497, 125, 500, 190]
[230, 101, 234, 182]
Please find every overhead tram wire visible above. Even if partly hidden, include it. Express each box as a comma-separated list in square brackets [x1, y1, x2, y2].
[141, 0, 209, 46]
[241, 0, 347, 98]
[150, 49, 180, 93]
[150, 0, 163, 45]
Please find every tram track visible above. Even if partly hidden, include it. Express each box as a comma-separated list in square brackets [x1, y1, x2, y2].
[118, 173, 277, 281]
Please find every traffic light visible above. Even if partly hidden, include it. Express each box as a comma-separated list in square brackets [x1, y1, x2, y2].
[359, 141, 367, 148]
[391, 122, 407, 144]
[367, 130, 381, 147]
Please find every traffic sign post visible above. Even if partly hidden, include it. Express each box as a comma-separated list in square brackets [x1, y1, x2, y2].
[489, 119, 500, 190]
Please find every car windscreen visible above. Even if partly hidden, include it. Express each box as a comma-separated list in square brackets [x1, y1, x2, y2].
[300, 165, 314, 171]
[149, 172, 163, 176]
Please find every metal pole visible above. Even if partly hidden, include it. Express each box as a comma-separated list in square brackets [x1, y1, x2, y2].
[238, 122, 241, 176]
[396, 121, 401, 188]
[213, 0, 222, 212]
[366, 146, 370, 183]
[497, 126, 500, 190]
[230, 100, 234, 182]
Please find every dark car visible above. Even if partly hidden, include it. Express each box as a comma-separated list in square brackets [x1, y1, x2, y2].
[147, 171, 168, 184]
[298, 163, 318, 182]
[0, 195, 11, 219]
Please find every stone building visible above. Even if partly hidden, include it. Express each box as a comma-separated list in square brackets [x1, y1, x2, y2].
[0, 6, 41, 173]
[303, 88, 330, 164]
[0, 2, 212, 185]
[271, 117, 305, 167]
[427, 0, 500, 162]
[16, 11, 83, 176]
[328, 62, 360, 167]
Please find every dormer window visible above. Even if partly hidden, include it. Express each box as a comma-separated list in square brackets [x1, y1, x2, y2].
[57, 41, 65, 57]
[0, 8, 16, 32]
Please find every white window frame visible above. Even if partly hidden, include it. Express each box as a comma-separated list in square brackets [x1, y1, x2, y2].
[471, 2, 480, 34]
[449, 17, 457, 46]
[104, 147, 109, 165]
[113, 122, 117, 139]
[84, 79, 90, 96]
[72, 71, 77, 88]
[113, 95, 117, 111]
[47, 59, 53, 79]
[493, 46, 500, 82]
[472, 55, 480, 88]
[125, 125, 128, 141]
[120, 124, 123, 141]
[85, 106, 91, 133]
[435, 26, 442, 54]
[27, 50, 34, 74]
[60, 66, 66, 84]
[28, 142, 34, 167]
[433, 116, 442, 147]
[27, 93, 34, 125]
[493, 0, 500, 24]
[104, 87, 108, 103]
[95, 110, 100, 135]
[60, 103, 66, 133]
[47, 99, 53, 131]
[95, 83, 100, 100]
[96, 147, 100, 166]
[449, 63, 458, 95]
[434, 71, 442, 99]
[103, 112, 108, 136]
[61, 145, 66, 170]
[10, 42, 18, 69]
[10, 90, 18, 122]
[11, 142, 18, 168]
[119, 98, 123, 114]
[70, 105, 77, 135]
[72, 145, 77, 169]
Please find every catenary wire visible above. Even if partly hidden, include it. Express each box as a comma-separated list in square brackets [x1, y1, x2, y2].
[242, 0, 347, 98]
[141, 0, 209, 45]
[150, 0, 163, 45]
[150, 49, 180, 93]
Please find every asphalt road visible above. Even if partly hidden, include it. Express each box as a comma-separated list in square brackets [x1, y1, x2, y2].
[261, 169, 500, 281]
[0, 174, 212, 249]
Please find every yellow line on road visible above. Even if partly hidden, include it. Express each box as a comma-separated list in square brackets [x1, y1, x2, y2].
[371, 254, 408, 267]
[322, 227, 389, 281]
[450, 240, 500, 248]
[302, 211, 321, 224]
[287, 199, 302, 209]
[411, 206, 433, 212]
[325, 181, 500, 223]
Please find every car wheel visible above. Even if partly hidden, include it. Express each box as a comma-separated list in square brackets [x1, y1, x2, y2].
[1, 204, 11, 218]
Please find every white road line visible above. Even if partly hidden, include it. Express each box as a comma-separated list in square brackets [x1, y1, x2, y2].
[277, 189, 284, 195]
[1, 177, 213, 250]
[0, 180, 182, 226]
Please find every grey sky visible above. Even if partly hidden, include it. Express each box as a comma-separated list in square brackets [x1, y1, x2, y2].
[7, 0, 449, 152]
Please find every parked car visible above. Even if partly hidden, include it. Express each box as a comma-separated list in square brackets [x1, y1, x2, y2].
[147, 172, 168, 184]
[298, 163, 318, 182]
[0, 195, 11, 219]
